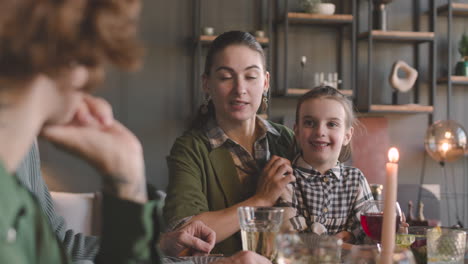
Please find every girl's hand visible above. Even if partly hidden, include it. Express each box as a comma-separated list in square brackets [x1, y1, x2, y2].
[254, 155, 294, 206]
[41, 95, 147, 203]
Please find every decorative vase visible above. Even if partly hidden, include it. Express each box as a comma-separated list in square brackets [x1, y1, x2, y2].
[300, 0, 320, 13]
[455, 60, 468, 76]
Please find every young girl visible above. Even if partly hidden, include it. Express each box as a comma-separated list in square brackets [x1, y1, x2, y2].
[280, 86, 373, 243]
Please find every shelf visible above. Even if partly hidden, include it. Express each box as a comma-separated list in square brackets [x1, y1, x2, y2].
[367, 104, 434, 114]
[358, 30, 435, 43]
[437, 3, 468, 17]
[199, 35, 269, 46]
[287, 12, 353, 25]
[437, 76, 468, 85]
[284, 88, 353, 97]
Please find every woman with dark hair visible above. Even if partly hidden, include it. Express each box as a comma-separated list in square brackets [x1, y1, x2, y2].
[164, 31, 296, 255]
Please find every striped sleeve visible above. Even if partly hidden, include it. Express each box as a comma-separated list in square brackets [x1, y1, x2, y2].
[15, 141, 100, 261]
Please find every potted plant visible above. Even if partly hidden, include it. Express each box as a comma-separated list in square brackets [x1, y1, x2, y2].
[455, 33, 468, 76]
[300, 0, 335, 15]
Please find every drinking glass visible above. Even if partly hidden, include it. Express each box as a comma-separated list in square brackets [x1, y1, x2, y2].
[393, 247, 417, 264]
[395, 226, 429, 264]
[344, 245, 416, 264]
[276, 233, 342, 264]
[237, 207, 284, 262]
[426, 227, 466, 264]
[344, 245, 380, 264]
[360, 200, 402, 244]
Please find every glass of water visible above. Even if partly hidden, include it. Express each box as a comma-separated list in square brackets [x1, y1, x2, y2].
[426, 227, 466, 264]
[276, 233, 342, 264]
[344, 245, 381, 264]
[237, 207, 284, 262]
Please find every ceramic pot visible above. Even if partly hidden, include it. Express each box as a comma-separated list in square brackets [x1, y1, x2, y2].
[455, 60, 468, 76]
[316, 3, 335, 15]
[202, 27, 214, 36]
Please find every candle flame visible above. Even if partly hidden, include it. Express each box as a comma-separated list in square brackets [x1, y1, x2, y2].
[388, 147, 399, 163]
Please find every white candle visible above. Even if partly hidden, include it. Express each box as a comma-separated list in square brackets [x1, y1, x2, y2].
[380, 147, 399, 264]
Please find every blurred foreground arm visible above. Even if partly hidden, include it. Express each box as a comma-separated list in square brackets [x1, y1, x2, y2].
[41, 95, 158, 264]
[41, 95, 147, 203]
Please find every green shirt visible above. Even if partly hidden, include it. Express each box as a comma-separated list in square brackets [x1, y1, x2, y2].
[163, 121, 295, 255]
[0, 162, 160, 264]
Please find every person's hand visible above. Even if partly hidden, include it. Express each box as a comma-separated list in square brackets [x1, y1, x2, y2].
[398, 211, 409, 233]
[41, 95, 146, 203]
[254, 155, 294, 206]
[159, 220, 216, 257]
[210, 251, 271, 264]
[335, 230, 353, 243]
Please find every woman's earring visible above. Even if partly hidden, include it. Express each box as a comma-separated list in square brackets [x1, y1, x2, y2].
[261, 92, 268, 112]
[201, 94, 211, 115]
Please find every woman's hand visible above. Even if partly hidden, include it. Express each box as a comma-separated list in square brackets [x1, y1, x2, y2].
[41, 95, 147, 203]
[254, 155, 294, 206]
[159, 220, 216, 257]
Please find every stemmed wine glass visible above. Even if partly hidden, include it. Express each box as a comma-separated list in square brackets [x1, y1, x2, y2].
[360, 200, 402, 245]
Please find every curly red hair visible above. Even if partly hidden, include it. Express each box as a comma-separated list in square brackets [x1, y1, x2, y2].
[0, 0, 143, 84]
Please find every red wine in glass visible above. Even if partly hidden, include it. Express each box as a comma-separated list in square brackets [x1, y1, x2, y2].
[361, 212, 401, 242]
[360, 200, 402, 243]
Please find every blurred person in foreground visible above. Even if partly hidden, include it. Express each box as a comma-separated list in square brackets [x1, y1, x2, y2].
[0, 0, 270, 263]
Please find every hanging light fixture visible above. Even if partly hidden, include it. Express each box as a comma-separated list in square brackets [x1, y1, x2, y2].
[420, 15, 468, 227]
[423, 120, 467, 227]
[424, 120, 467, 165]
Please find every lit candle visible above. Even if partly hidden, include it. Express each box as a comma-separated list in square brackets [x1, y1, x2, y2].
[380, 147, 399, 264]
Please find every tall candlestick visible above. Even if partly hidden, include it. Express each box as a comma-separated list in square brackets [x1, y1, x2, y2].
[380, 147, 399, 264]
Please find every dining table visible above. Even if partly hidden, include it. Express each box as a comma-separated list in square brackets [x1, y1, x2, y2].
[162, 255, 224, 264]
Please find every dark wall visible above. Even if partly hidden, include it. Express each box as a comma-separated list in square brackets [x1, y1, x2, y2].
[40, 0, 468, 226]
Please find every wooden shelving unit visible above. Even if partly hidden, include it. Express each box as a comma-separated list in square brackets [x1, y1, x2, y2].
[199, 35, 269, 45]
[358, 30, 435, 43]
[355, 0, 436, 115]
[437, 3, 468, 16]
[287, 12, 353, 25]
[436, 0, 468, 119]
[276, 0, 356, 98]
[437, 76, 468, 85]
[368, 104, 434, 114]
[286, 88, 353, 97]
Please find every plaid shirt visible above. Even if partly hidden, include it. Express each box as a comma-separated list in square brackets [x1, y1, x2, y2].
[204, 116, 279, 185]
[279, 156, 373, 237]
[166, 116, 279, 231]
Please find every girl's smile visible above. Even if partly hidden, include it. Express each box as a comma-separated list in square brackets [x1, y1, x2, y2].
[295, 97, 353, 173]
[309, 140, 331, 150]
